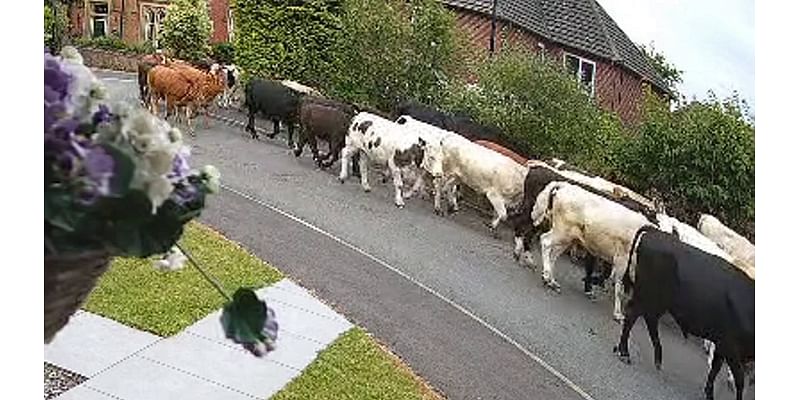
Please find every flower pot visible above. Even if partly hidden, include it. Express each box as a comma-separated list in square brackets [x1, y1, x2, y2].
[44, 250, 111, 343]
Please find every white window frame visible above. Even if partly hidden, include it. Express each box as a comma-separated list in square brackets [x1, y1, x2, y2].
[88, 1, 110, 38]
[227, 8, 234, 41]
[140, 2, 168, 49]
[563, 52, 597, 97]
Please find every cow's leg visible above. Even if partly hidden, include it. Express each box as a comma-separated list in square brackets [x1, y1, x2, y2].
[359, 152, 371, 192]
[186, 106, 195, 137]
[404, 172, 426, 199]
[388, 161, 405, 208]
[582, 253, 596, 297]
[613, 300, 641, 365]
[338, 146, 355, 183]
[644, 314, 663, 370]
[294, 130, 307, 158]
[267, 119, 279, 139]
[448, 184, 460, 213]
[704, 348, 724, 400]
[287, 122, 296, 150]
[519, 226, 538, 268]
[246, 109, 258, 139]
[485, 191, 507, 236]
[539, 230, 569, 291]
[611, 257, 630, 322]
[725, 355, 746, 400]
[433, 175, 444, 216]
[351, 152, 362, 178]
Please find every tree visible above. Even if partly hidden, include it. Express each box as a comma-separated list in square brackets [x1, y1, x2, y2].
[639, 42, 683, 98]
[161, 0, 212, 62]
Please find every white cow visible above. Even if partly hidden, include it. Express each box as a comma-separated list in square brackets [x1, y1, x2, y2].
[531, 181, 657, 321]
[698, 214, 755, 280]
[280, 80, 324, 97]
[339, 112, 442, 208]
[218, 64, 241, 109]
[395, 115, 460, 202]
[429, 127, 527, 234]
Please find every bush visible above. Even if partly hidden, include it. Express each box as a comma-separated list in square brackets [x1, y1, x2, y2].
[211, 42, 236, 64]
[619, 90, 755, 239]
[71, 36, 154, 55]
[233, 0, 344, 84]
[325, 0, 464, 111]
[161, 0, 212, 62]
[442, 46, 626, 175]
[45, 1, 68, 51]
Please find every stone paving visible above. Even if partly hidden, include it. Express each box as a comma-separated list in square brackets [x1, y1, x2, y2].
[45, 278, 353, 400]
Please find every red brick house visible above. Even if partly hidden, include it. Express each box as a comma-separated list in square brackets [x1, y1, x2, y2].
[68, 1, 232, 49]
[442, 0, 671, 124]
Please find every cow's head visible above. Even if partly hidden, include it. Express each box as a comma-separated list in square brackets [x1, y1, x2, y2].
[394, 140, 426, 169]
[420, 137, 444, 178]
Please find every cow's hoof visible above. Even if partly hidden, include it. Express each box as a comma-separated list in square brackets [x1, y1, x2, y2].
[338, 177, 345, 184]
[655, 362, 662, 371]
[585, 291, 597, 302]
[613, 314, 625, 324]
[434, 208, 444, 216]
[396, 203, 405, 209]
[363, 187, 372, 193]
[542, 279, 561, 293]
[618, 354, 632, 365]
[512, 251, 521, 261]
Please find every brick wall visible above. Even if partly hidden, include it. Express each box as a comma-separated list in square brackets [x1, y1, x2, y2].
[451, 8, 646, 126]
[78, 48, 140, 72]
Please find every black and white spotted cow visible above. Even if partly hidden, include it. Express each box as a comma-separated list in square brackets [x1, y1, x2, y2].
[338, 112, 442, 208]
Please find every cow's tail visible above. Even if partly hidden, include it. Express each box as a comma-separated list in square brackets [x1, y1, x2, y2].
[530, 181, 562, 227]
[622, 224, 658, 292]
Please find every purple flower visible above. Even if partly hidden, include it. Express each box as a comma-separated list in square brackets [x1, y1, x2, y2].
[170, 182, 199, 206]
[168, 147, 191, 183]
[83, 146, 115, 196]
[93, 104, 111, 125]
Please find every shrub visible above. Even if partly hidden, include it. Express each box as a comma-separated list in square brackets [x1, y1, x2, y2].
[325, 0, 464, 111]
[211, 42, 236, 64]
[45, 1, 68, 51]
[442, 46, 626, 175]
[233, 0, 344, 84]
[161, 0, 212, 62]
[71, 36, 154, 55]
[619, 90, 755, 239]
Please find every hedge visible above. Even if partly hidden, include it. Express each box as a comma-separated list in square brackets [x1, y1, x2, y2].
[161, 0, 212, 62]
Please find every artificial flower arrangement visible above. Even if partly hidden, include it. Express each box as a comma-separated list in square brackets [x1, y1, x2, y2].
[44, 47, 277, 356]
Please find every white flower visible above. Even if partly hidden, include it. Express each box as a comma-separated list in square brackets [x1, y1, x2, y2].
[147, 176, 174, 213]
[152, 246, 188, 272]
[59, 46, 84, 64]
[146, 149, 175, 176]
[201, 165, 221, 193]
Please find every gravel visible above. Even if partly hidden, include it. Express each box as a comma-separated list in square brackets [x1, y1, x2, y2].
[44, 363, 87, 399]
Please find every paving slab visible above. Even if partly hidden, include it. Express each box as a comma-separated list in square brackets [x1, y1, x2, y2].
[55, 384, 120, 400]
[188, 279, 352, 346]
[45, 311, 161, 377]
[139, 332, 301, 398]
[84, 356, 253, 400]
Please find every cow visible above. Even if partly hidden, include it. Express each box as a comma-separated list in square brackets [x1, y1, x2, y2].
[433, 128, 527, 235]
[698, 214, 755, 280]
[393, 101, 454, 130]
[243, 78, 302, 147]
[338, 112, 443, 208]
[613, 226, 754, 400]
[137, 51, 166, 107]
[218, 64, 241, 109]
[475, 140, 528, 165]
[530, 181, 661, 321]
[507, 161, 664, 297]
[395, 115, 460, 202]
[295, 96, 357, 172]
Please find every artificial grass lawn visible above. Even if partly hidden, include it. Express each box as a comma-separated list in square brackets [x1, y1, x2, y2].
[272, 328, 442, 400]
[83, 222, 283, 336]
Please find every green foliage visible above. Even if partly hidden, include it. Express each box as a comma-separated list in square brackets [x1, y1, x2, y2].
[443, 46, 626, 176]
[44, 1, 68, 50]
[638, 42, 683, 98]
[619, 90, 755, 238]
[161, 0, 212, 62]
[233, 0, 345, 85]
[326, 0, 464, 111]
[211, 41, 236, 64]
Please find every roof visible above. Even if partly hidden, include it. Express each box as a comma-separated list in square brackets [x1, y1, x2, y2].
[442, 0, 671, 94]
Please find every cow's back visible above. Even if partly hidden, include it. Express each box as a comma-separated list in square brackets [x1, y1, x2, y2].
[246, 79, 300, 118]
[443, 135, 526, 198]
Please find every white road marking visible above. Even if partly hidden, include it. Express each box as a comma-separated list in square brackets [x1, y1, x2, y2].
[221, 183, 596, 400]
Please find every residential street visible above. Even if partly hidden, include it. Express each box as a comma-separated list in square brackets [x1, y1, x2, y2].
[97, 70, 752, 400]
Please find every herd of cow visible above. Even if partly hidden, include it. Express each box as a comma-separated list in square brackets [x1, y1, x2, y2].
[136, 55, 755, 400]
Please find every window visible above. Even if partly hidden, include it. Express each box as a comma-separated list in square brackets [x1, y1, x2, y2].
[564, 53, 596, 97]
[89, 2, 109, 38]
[142, 5, 167, 49]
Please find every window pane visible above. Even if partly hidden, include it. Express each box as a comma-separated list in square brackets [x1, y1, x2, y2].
[92, 18, 106, 37]
[565, 55, 579, 76]
[580, 62, 595, 87]
[93, 3, 108, 15]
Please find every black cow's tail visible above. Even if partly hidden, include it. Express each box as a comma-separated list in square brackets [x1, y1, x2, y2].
[622, 224, 657, 292]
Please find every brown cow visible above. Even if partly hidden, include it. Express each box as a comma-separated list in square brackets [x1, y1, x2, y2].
[475, 140, 528, 165]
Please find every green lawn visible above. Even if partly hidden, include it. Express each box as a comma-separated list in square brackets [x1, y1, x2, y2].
[83, 222, 283, 336]
[272, 328, 442, 400]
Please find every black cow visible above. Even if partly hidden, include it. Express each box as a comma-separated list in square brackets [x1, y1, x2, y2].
[614, 226, 754, 400]
[394, 101, 454, 130]
[244, 79, 302, 147]
[507, 164, 660, 296]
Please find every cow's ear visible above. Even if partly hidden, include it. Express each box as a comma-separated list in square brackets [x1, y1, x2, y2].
[418, 138, 426, 146]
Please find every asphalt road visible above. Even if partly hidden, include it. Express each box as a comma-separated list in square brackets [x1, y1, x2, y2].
[96, 70, 752, 400]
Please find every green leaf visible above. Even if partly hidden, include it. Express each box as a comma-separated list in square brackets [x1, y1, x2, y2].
[221, 288, 277, 356]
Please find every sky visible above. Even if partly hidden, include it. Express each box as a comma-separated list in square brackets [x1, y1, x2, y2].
[596, 0, 755, 114]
